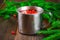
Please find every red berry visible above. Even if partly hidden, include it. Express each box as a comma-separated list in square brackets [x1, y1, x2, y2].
[26, 9, 37, 14]
[26, 10, 31, 14]
[31, 10, 37, 14]
[11, 31, 16, 35]
[13, 14, 16, 18]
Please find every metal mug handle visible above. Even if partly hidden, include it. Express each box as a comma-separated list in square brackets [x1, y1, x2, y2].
[41, 12, 52, 29]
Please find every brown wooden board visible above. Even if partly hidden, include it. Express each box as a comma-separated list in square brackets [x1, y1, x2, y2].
[15, 29, 44, 40]
[0, 17, 17, 40]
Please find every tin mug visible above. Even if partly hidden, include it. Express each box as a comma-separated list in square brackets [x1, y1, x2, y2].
[17, 6, 44, 35]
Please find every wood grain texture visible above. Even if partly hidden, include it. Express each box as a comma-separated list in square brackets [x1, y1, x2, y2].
[15, 29, 44, 40]
[0, 17, 17, 40]
[46, 0, 60, 2]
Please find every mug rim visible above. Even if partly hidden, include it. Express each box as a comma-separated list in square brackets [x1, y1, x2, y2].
[17, 6, 44, 15]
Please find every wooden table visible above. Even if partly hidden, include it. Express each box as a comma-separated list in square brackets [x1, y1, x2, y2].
[15, 29, 44, 40]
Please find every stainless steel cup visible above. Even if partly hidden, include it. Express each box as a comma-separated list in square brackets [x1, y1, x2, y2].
[17, 6, 44, 35]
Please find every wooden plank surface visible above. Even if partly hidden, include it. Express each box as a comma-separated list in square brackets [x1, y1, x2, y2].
[46, 0, 60, 2]
[0, 17, 17, 40]
[15, 29, 44, 40]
